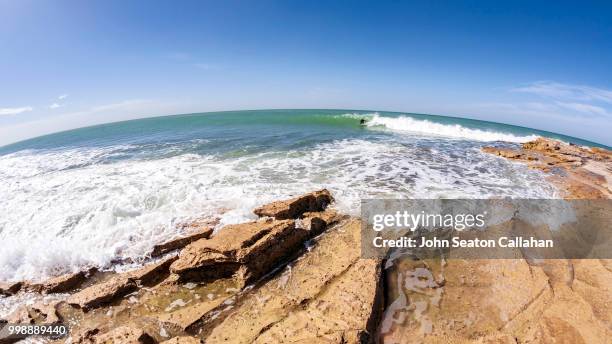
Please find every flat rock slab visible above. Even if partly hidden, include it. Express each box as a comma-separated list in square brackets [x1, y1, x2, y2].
[68, 275, 137, 310]
[203, 219, 380, 344]
[158, 298, 226, 331]
[129, 256, 178, 286]
[253, 189, 333, 219]
[151, 228, 214, 258]
[253, 258, 382, 343]
[170, 218, 306, 285]
[0, 281, 22, 296]
[28, 270, 90, 294]
[68, 257, 177, 310]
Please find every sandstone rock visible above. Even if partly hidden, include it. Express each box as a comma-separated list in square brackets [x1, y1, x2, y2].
[129, 256, 178, 286]
[28, 271, 90, 294]
[69, 328, 100, 344]
[68, 257, 179, 310]
[158, 297, 226, 331]
[170, 218, 307, 285]
[252, 259, 383, 344]
[151, 228, 214, 258]
[160, 337, 203, 344]
[253, 189, 333, 219]
[3, 301, 62, 324]
[380, 258, 551, 343]
[299, 209, 344, 235]
[68, 275, 137, 310]
[95, 326, 156, 344]
[0, 281, 22, 296]
[483, 138, 611, 199]
[4, 306, 33, 324]
[204, 219, 382, 344]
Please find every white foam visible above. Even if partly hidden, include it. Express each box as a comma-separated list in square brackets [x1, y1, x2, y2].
[366, 114, 539, 143]
[0, 139, 556, 282]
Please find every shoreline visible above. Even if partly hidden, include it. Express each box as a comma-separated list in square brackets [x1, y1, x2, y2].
[0, 137, 610, 343]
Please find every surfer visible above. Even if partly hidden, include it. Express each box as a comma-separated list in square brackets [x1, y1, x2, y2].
[360, 118, 367, 126]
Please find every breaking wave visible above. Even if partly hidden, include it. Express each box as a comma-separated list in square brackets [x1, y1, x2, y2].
[365, 114, 539, 143]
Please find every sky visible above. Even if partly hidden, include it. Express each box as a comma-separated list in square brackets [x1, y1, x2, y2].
[1, 0, 611, 146]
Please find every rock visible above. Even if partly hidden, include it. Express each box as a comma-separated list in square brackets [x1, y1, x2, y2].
[68, 275, 137, 310]
[29, 271, 90, 294]
[158, 298, 226, 331]
[253, 189, 333, 219]
[299, 209, 344, 235]
[69, 327, 100, 344]
[252, 259, 383, 344]
[151, 228, 214, 258]
[380, 258, 552, 343]
[129, 256, 178, 286]
[483, 138, 611, 199]
[204, 219, 383, 344]
[95, 326, 156, 344]
[67, 257, 179, 310]
[170, 218, 308, 285]
[4, 306, 33, 324]
[0, 281, 22, 296]
[3, 301, 62, 324]
[160, 337, 203, 344]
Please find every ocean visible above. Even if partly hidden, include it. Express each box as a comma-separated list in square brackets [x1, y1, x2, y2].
[0, 109, 598, 284]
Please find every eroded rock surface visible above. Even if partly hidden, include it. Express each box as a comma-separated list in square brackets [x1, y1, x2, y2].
[27, 270, 93, 294]
[10, 192, 384, 344]
[204, 219, 382, 344]
[253, 189, 333, 219]
[95, 326, 156, 344]
[170, 218, 306, 285]
[0, 282, 22, 296]
[68, 275, 138, 310]
[151, 227, 214, 258]
[483, 137, 611, 198]
[369, 138, 612, 343]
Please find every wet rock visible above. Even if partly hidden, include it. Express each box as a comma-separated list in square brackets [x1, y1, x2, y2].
[204, 219, 382, 344]
[151, 227, 214, 258]
[68, 257, 178, 310]
[28, 270, 91, 294]
[3, 301, 62, 324]
[160, 337, 203, 344]
[253, 259, 383, 344]
[68, 275, 137, 310]
[69, 327, 100, 344]
[130, 256, 178, 286]
[96, 326, 157, 344]
[298, 209, 344, 235]
[380, 258, 551, 343]
[0, 281, 22, 296]
[170, 218, 307, 285]
[253, 189, 333, 219]
[158, 298, 226, 331]
[483, 138, 611, 199]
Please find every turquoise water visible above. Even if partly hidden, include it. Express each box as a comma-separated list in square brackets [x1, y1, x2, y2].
[0, 109, 585, 283]
[0, 110, 607, 157]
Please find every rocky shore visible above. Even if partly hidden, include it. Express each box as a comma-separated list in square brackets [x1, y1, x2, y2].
[0, 137, 610, 344]
[0, 190, 383, 344]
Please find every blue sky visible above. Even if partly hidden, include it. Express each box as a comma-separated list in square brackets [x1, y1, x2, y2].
[1, 0, 611, 146]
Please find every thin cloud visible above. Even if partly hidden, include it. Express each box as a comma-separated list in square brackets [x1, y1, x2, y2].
[58, 94, 69, 100]
[49, 103, 61, 109]
[512, 81, 612, 104]
[0, 106, 33, 116]
[556, 102, 609, 117]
